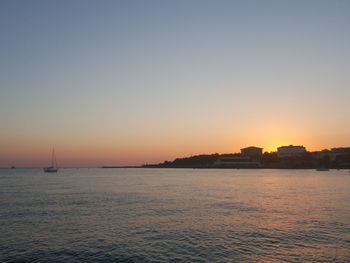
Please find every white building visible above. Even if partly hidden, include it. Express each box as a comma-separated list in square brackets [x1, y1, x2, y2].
[240, 146, 263, 157]
[277, 145, 306, 158]
[330, 147, 350, 161]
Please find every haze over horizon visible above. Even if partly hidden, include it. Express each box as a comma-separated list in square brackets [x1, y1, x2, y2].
[1, 1, 350, 167]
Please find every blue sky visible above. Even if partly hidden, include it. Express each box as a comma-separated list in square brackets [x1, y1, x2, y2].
[1, 0, 350, 166]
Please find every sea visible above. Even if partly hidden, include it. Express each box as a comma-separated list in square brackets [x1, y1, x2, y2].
[1, 168, 350, 262]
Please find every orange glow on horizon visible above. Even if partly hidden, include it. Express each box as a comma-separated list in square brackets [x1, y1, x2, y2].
[1, 126, 349, 167]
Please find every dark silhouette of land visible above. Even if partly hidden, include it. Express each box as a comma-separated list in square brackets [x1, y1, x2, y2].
[101, 166, 140, 169]
[141, 146, 350, 169]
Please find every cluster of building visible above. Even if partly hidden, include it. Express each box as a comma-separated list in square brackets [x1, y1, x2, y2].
[213, 145, 350, 169]
[144, 145, 350, 169]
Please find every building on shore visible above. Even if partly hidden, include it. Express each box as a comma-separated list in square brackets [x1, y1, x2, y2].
[277, 145, 306, 158]
[312, 149, 331, 159]
[330, 147, 350, 161]
[240, 146, 263, 158]
[329, 147, 350, 168]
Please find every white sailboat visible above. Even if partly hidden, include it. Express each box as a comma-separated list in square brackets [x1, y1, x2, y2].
[44, 148, 58, 173]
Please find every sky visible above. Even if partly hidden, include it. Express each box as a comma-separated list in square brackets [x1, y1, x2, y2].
[1, 0, 350, 167]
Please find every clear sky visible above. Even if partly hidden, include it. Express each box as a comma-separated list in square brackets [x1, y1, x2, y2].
[1, 0, 350, 167]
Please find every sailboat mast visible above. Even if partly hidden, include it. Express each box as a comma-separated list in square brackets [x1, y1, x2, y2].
[51, 148, 54, 167]
[54, 149, 58, 168]
[52, 148, 58, 168]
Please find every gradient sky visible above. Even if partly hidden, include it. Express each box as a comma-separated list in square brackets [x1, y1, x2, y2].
[1, 0, 350, 167]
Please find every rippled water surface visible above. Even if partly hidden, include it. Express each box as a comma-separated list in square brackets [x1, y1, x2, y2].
[1, 168, 350, 262]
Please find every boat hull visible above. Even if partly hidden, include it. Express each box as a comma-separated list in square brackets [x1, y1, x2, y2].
[44, 167, 58, 173]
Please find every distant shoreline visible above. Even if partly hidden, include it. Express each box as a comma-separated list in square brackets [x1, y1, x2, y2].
[1, 166, 349, 170]
[101, 166, 350, 170]
[100, 166, 141, 169]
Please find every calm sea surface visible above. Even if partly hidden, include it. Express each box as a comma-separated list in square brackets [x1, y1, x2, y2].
[1, 168, 350, 262]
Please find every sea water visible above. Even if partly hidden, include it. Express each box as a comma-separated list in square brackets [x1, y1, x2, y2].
[1, 168, 349, 262]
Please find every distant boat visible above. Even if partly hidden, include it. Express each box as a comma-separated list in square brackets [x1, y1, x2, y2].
[316, 167, 329, 171]
[44, 148, 58, 173]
